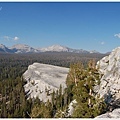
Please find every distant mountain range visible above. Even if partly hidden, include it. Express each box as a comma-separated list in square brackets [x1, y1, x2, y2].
[0, 44, 102, 54]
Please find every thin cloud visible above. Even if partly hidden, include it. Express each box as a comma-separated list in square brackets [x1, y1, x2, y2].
[0, 7, 2, 11]
[13, 36, 19, 41]
[114, 33, 120, 38]
[4, 36, 12, 41]
[101, 41, 105, 45]
[3, 36, 19, 41]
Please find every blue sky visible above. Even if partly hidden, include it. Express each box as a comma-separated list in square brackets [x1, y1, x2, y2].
[0, 2, 120, 53]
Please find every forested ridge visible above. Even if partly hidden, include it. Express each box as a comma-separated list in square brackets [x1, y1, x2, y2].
[0, 52, 107, 118]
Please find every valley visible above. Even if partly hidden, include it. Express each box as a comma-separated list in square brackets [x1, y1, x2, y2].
[0, 51, 106, 118]
[1, 49, 120, 118]
[1, 2, 120, 118]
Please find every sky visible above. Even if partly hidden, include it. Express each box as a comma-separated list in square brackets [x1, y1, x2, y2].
[0, 2, 120, 53]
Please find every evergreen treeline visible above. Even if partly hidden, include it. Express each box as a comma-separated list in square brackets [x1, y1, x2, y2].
[0, 52, 106, 69]
[0, 53, 107, 118]
[66, 60, 107, 117]
[30, 60, 107, 118]
[0, 77, 31, 117]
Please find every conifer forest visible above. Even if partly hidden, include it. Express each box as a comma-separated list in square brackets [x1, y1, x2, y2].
[0, 52, 107, 118]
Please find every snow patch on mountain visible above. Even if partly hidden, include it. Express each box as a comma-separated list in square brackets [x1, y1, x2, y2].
[0, 44, 7, 49]
[0, 44, 12, 53]
[39, 44, 68, 52]
[38, 44, 91, 53]
[89, 50, 100, 54]
[10, 44, 39, 53]
[0, 43, 101, 54]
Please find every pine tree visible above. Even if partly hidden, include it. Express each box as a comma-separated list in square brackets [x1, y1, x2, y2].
[51, 90, 55, 106]
[59, 84, 63, 109]
[66, 62, 84, 87]
[31, 101, 52, 118]
[66, 60, 107, 118]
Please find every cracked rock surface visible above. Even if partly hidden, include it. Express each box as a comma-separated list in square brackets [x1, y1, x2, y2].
[23, 63, 69, 102]
[95, 47, 120, 118]
[96, 47, 120, 103]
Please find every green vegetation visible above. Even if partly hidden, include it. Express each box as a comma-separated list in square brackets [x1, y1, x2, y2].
[0, 53, 107, 118]
[66, 60, 107, 118]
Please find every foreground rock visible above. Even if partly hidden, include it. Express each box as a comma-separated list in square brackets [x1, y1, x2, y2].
[23, 63, 69, 102]
[67, 99, 77, 117]
[96, 47, 120, 103]
[95, 47, 120, 118]
[95, 108, 120, 118]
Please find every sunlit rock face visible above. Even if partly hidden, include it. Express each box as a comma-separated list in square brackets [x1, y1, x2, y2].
[96, 47, 120, 103]
[95, 108, 120, 118]
[23, 63, 69, 102]
[95, 47, 120, 118]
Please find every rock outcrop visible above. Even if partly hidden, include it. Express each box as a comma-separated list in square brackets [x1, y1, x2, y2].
[23, 63, 69, 102]
[67, 99, 77, 117]
[95, 108, 120, 118]
[95, 47, 120, 118]
[96, 47, 120, 103]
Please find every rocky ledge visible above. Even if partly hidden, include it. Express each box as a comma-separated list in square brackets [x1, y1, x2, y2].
[95, 108, 120, 118]
[96, 47, 120, 103]
[95, 47, 120, 118]
[23, 63, 69, 102]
